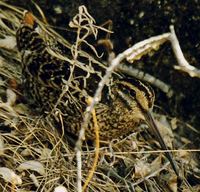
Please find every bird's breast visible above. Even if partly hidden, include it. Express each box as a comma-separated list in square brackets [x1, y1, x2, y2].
[83, 101, 143, 140]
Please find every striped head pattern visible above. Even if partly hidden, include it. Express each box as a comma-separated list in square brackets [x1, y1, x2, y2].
[111, 78, 155, 115]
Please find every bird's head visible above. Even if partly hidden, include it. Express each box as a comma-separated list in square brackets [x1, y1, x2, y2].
[111, 78, 179, 176]
[111, 78, 155, 120]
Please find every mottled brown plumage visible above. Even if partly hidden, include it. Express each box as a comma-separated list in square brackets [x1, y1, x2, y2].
[16, 11, 179, 176]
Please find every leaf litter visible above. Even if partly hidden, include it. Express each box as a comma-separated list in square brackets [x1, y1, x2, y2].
[0, 1, 199, 191]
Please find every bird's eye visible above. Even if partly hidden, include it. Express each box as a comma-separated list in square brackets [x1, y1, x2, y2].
[116, 83, 137, 99]
[122, 88, 129, 95]
[129, 89, 136, 98]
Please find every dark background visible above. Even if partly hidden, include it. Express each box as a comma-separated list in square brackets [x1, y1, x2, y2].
[7, 0, 200, 144]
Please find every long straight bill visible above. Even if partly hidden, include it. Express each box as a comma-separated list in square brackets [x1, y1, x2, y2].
[144, 111, 179, 177]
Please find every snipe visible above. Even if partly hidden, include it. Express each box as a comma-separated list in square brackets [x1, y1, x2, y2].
[16, 11, 179, 176]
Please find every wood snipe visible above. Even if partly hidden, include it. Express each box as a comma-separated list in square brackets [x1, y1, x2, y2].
[16, 11, 179, 176]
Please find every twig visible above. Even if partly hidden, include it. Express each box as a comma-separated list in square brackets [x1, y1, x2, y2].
[82, 97, 100, 191]
[76, 149, 82, 192]
[117, 64, 174, 97]
[32, 1, 48, 24]
[71, 6, 104, 191]
[126, 33, 170, 63]
[105, 148, 200, 156]
[169, 25, 200, 77]
[75, 52, 125, 192]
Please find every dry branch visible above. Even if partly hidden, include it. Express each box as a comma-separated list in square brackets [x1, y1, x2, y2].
[169, 25, 200, 77]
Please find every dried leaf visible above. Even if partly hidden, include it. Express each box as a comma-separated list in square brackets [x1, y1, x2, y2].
[170, 118, 178, 130]
[6, 88, 17, 106]
[134, 156, 162, 178]
[30, 173, 39, 187]
[39, 147, 52, 159]
[0, 56, 4, 67]
[0, 36, 16, 49]
[134, 160, 151, 178]
[0, 167, 22, 185]
[149, 155, 162, 172]
[20, 148, 33, 157]
[54, 186, 68, 192]
[0, 134, 4, 155]
[168, 174, 177, 192]
[17, 161, 45, 175]
[178, 150, 198, 168]
[155, 116, 174, 148]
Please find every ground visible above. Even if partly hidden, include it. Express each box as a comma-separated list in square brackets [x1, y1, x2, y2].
[0, 1, 200, 191]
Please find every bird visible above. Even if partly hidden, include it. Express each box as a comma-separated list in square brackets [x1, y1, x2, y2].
[16, 11, 179, 176]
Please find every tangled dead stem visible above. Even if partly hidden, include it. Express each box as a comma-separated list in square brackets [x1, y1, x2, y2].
[0, 2, 199, 192]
